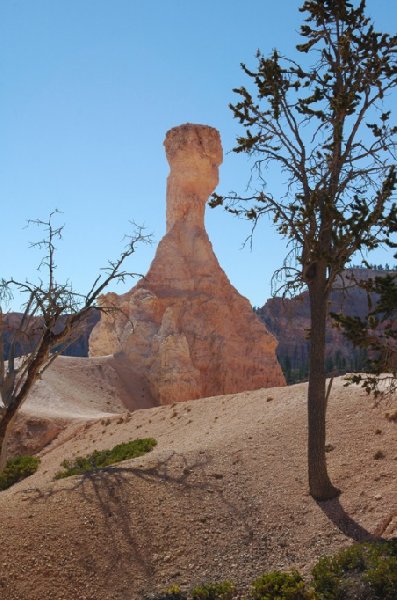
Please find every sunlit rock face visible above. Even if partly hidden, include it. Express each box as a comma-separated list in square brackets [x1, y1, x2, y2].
[89, 123, 285, 405]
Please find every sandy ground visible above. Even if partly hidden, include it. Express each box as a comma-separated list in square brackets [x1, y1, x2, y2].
[0, 361, 396, 600]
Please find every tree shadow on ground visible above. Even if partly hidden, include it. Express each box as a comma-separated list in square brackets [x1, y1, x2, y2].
[22, 450, 254, 595]
[317, 497, 383, 542]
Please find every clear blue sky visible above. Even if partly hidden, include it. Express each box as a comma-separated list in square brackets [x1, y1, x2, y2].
[1, 0, 396, 310]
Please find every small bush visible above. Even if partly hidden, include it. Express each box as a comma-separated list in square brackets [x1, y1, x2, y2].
[249, 571, 313, 599]
[143, 586, 187, 600]
[55, 438, 157, 479]
[0, 455, 40, 490]
[191, 581, 235, 600]
[312, 541, 397, 600]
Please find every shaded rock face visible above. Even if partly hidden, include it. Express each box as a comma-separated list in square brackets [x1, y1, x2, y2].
[2, 310, 99, 360]
[7, 414, 64, 458]
[89, 124, 285, 404]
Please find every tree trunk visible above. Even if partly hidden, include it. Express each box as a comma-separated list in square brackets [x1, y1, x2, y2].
[0, 424, 11, 471]
[0, 410, 18, 471]
[308, 274, 340, 500]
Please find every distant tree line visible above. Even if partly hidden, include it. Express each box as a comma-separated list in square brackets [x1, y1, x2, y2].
[278, 345, 368, 385]
[349, 263, 397, 271]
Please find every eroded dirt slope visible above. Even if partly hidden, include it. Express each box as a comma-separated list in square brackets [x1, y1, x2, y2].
[0, 377, 396, 600]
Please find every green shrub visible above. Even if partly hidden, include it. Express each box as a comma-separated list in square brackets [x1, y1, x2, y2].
[0, 455, 40, 490]
[142, 542, 397, 600]
[191, 581, 235, 600]
[143, 586, 187, 600]
[250, 571, 313, 600]
[55, 438, 157, 479]
[312, 541, 397, 600]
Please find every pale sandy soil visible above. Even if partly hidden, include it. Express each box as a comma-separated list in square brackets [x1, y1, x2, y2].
[0, 360, 396, 600]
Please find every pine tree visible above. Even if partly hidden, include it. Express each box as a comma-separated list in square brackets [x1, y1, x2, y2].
[211, 0, 397, 499]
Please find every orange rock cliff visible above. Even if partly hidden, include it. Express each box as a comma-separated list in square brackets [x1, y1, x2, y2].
[89, 123, 285, 404]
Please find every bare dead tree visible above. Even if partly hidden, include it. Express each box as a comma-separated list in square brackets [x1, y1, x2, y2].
[0, 211, 151, 469]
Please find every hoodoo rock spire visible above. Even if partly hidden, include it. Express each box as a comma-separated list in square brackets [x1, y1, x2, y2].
[89, 123, 285, 406]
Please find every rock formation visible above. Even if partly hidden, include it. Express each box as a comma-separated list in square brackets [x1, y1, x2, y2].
[257, 268, 393, 383]
[89, 123, 285, 404]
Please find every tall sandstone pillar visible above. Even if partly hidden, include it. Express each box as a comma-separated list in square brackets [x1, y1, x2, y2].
[89, 124, 285, 406]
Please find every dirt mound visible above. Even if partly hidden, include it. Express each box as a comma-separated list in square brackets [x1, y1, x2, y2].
[0, 377, 396, 600]
[22, 354, 157, 420]
[8, 354, 158, 458]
